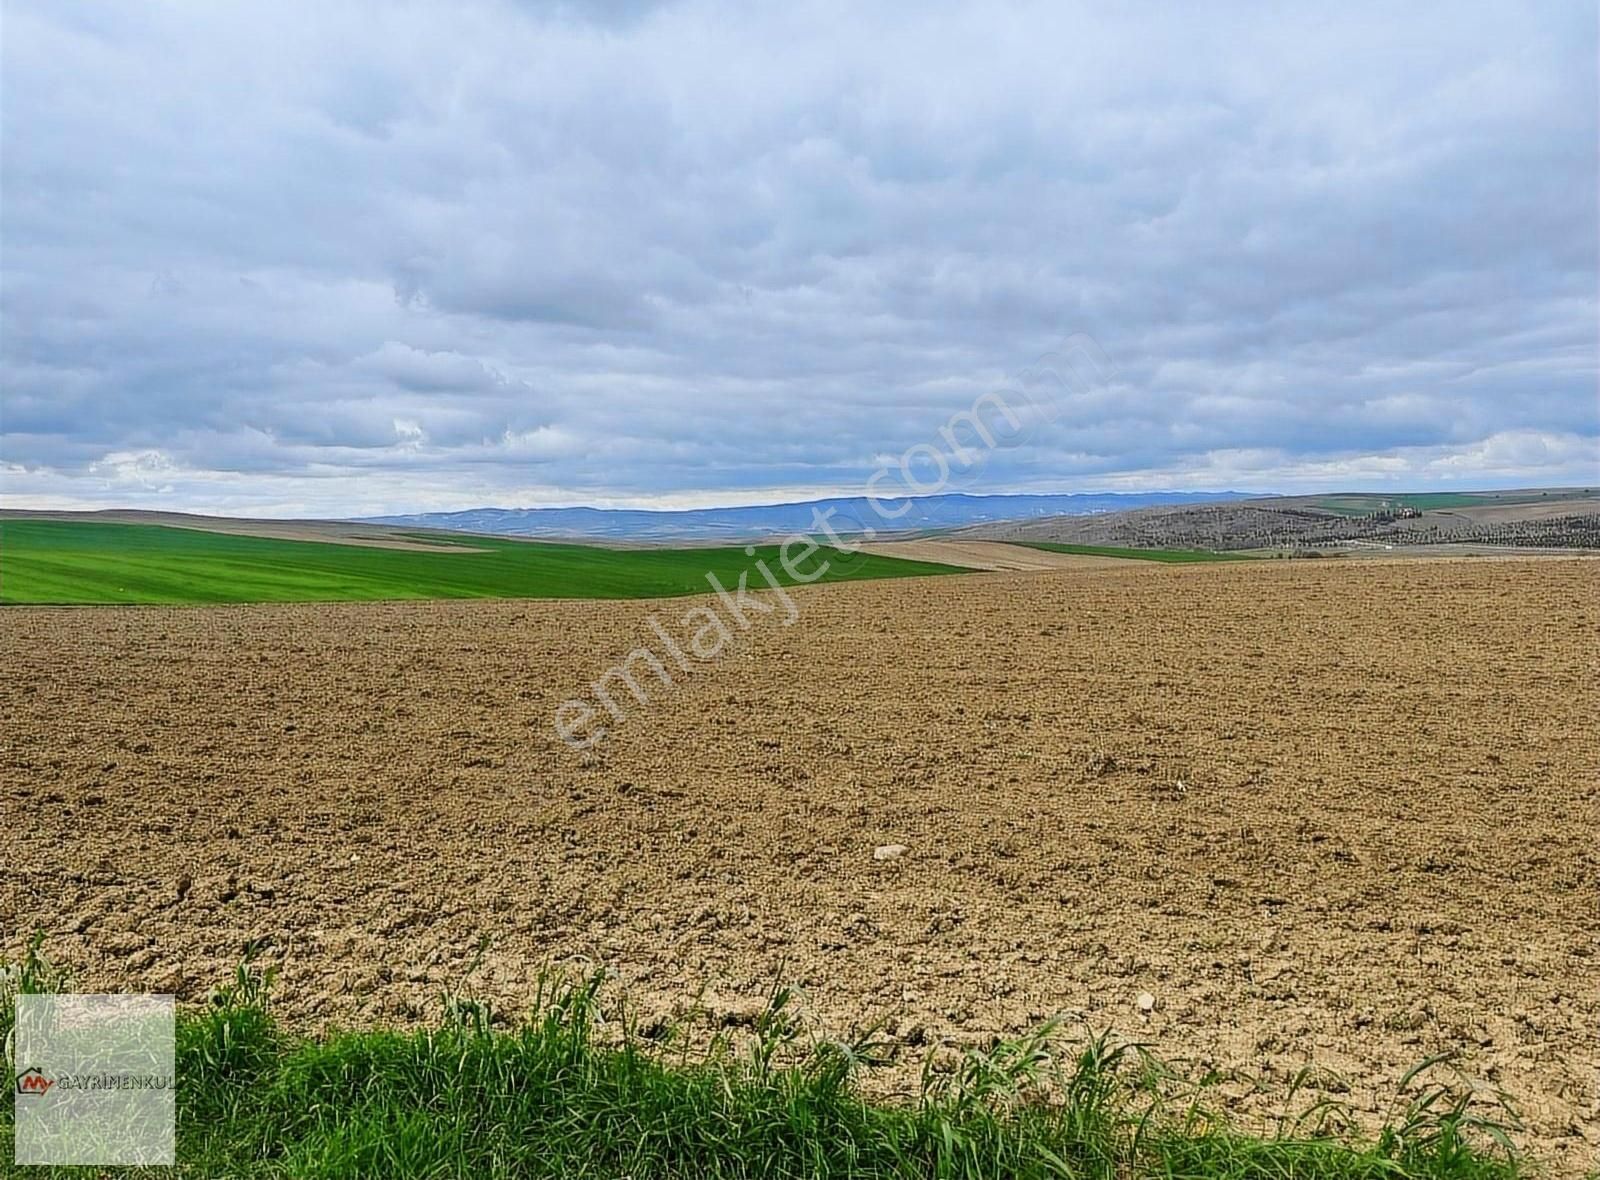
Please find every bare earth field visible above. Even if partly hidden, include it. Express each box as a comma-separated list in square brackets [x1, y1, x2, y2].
[3, 558, 1597, 1172]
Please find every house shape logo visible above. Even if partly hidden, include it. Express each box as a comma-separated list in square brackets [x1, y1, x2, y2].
[15, 1067, 55, 1096]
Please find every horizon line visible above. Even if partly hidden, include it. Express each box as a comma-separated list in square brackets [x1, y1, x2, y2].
[5, 481, 1598, 523]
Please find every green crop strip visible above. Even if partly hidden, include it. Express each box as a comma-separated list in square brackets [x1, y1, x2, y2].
[0, 520, 964, 605]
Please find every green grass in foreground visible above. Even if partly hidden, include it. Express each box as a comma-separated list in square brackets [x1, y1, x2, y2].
[0, 520, 963, 605]
[0, 941, 1526, 1180]
[1016, 541, 1257, 563]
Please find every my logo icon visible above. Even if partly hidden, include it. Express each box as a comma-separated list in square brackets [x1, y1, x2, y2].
[15, 1067, 55, 1096]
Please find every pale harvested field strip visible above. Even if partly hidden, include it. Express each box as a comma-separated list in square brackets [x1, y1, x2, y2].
[855, 539, 1146, 569]
[2, 557, 1596, 1172]
[0, 508, 481, 551]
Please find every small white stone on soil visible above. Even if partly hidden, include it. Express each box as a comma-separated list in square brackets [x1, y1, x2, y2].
[1136, 990, 1157, 1015]
[873, 844, 908, 861]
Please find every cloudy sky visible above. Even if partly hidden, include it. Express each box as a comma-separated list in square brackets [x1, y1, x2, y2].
[2, 0, 1596, 516]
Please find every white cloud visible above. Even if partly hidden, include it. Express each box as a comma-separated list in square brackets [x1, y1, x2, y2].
[0, 0, 1594, 515]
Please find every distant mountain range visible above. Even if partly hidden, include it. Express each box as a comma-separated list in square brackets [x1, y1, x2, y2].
[362, 491, 1254, 543]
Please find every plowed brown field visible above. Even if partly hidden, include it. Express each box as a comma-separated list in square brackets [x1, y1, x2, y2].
[3, 557, 1597, 1170]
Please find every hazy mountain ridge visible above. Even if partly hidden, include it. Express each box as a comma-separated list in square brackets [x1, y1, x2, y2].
[362, 491, 1254, 542]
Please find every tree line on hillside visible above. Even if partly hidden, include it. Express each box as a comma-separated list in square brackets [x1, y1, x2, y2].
[995, 506, 1600, 552]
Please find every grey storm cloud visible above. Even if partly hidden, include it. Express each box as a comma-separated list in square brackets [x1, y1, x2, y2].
[1, 0, 1596, 516]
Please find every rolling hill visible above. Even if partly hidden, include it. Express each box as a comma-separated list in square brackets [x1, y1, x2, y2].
[0, 518, 964, 605]
[963, 488, 1600, 551]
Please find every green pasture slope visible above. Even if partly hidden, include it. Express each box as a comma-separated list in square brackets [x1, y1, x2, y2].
[1310, 490, 1594, 516]
[1313, 493, 1492, 516]
[1016, 541, 1256, 563]
[0, 519, 963, 605]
